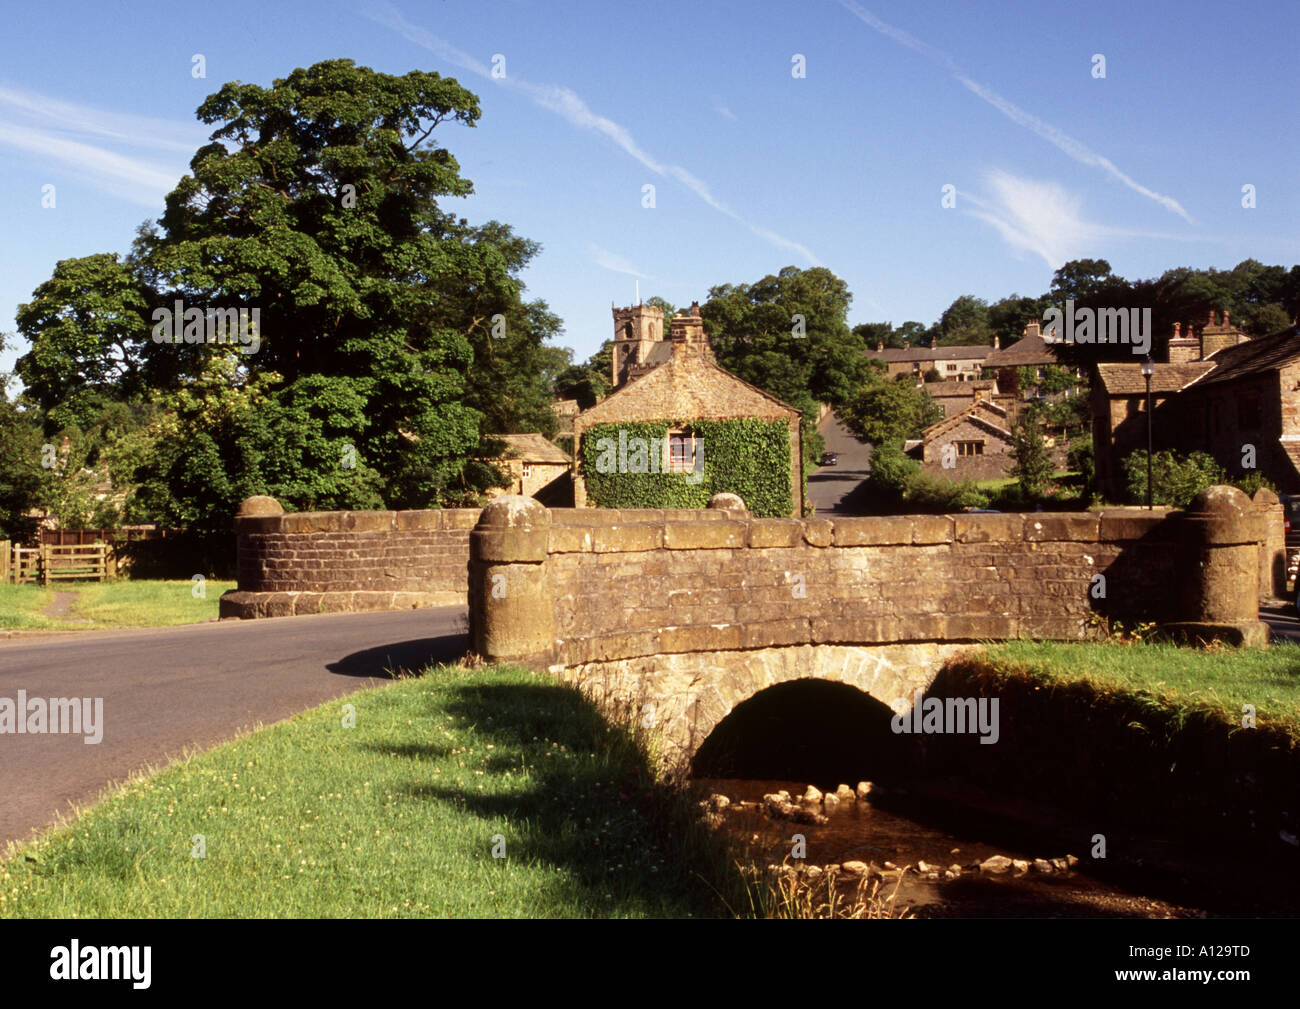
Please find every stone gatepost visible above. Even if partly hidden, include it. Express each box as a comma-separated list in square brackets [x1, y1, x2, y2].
[1252, 487, 1286, 601]
[469, 496, 554, 668]
[1165, 485, 1269, 647]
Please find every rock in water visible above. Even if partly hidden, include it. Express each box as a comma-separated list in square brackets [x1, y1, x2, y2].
[980, 855, 1014, 874]
[856, 781, 874, 799]
[822, 793, 839, 813]
[801, 785, 823, 805]
[835, 784, 855, 801]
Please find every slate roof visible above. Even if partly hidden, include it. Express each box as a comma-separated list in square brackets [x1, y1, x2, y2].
[926, 380, 996, 398]
[865, 345, 990, 363]
[922, 400, 1012, 442]
[984, 329, 1062, 368]
[491, 433, 571, 465]
[1095, 362, 1214, 396]
[1188, 325, 1300, 387]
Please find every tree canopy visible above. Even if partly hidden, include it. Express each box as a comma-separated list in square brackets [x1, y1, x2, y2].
[14, 59, 566, 537]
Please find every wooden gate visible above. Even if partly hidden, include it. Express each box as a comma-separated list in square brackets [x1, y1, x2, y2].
[40, 543, 108, 583]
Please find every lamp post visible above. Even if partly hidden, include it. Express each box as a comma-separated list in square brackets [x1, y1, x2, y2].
[1140, 356, 1154, 510]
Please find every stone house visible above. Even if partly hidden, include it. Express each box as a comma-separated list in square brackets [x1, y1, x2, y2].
[573, 302, 804, 514]
[984, 319, 1074, 397]
[1091, 310, 1300, 499]
[484, 433, 572, 500]
[915, 394, 1018, 481]
[865, 341, 988, 382]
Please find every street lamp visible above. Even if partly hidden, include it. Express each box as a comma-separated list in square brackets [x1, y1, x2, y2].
[1140, 356, 1154, 510]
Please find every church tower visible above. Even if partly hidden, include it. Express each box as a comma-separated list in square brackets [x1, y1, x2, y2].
[611, 302, 665, 387]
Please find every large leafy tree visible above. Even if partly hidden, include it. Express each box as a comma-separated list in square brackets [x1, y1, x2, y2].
[839, 368, 943, 448]
[934, 294, 994, 346]
[701, 266, 873, 466]
[15, 253, 152, 410]
[17, 59, 566, 531]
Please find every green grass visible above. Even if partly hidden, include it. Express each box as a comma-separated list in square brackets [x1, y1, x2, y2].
[0, 663, 744, 918]
[974, 470, 1075, 492]
[982, 639, 1300, 737]
[0, 579, 233, 630]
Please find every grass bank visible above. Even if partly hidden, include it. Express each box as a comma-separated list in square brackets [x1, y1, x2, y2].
[0, 663, 747, 918]
[924, 641, 1300, 851]
[981, 638, 1300, 735]
[0, 579, 233, 630]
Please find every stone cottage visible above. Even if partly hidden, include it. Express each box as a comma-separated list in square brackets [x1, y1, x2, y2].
[915, 393, 1018, 480]
[573, 302, 804, 515]
[484, 433, 572, 500]
[1088, 310, 1298, 500]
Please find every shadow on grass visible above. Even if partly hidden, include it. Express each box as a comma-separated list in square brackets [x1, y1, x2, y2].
[386, 678, 744, 917]
[326, 633, 468, 678]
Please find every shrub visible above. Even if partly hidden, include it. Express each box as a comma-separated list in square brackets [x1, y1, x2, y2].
[1067, 436, 1095, 494]
[1122, 449, 1227, 508]
[1010, 410, 1054, 496]
[1235, 471, 1275, 497]
[902, 472, 989, 512]
[865, 443, 918, 503]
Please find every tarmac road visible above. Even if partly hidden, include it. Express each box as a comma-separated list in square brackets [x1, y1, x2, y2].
[0, 608, 467, 851]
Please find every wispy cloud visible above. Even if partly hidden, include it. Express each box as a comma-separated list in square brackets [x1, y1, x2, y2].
[962, 169, 1215, 270]
[837, 1, 1194, 224]
[962, 171, 1094, 270]
[711, 95, 738, 122]
[591, 244, 649, 279]
[0, 86, 202, 206]
[365, 1, 821, 265]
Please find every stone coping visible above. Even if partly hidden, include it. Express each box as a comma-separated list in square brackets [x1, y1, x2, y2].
[543, 509, 1179, 554]
[218, 589, 462, 619]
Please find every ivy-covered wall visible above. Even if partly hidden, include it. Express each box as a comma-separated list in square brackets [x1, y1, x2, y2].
[579, 418, 794, 517]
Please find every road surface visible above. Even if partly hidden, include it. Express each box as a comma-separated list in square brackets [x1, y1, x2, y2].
[0, 608, 467, 851]
[807, 411, 873, 515]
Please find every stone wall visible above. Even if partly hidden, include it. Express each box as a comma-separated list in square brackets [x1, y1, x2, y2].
[219, 498, 734, 619]
[219, 497, 482, 618]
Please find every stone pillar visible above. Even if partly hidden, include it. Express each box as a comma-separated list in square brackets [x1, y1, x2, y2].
[469, 496, 554, 668]
[1165, 485, 1268, 647]
[1252, 487, 1286, 601]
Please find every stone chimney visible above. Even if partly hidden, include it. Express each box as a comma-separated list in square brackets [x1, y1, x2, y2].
[669, 301, 705, 344]
[1167, 320, 1199, 364]
[1200, 308, 1247, 360]
[876, 340, 884, 352]
[902, 337, 910, 350]
[1022, 319, 1041, 340]
[993, 335, 1001, 350]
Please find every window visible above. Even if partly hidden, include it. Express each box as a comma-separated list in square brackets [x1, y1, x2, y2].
[955, 440, 984, 457]
[946, 363, 958, 372]
[667, 430, 699, 473]
[522, 463, 533, 479]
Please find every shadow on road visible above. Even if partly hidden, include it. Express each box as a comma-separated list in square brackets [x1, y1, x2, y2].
[326, 632, 468, 678]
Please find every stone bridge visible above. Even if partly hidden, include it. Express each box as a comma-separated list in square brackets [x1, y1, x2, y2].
[222, 488, 1282, 767]
[469, 488, 1278, 766]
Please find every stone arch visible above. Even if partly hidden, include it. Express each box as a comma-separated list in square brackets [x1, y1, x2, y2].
[563, 642, 978, 769]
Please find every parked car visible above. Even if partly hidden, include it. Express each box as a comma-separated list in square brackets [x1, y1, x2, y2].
[1281, 495, 1300, 552]
[819, 452, 839, 467]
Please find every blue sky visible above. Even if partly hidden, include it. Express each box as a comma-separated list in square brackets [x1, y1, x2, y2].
[1, 0, 1296, 380]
